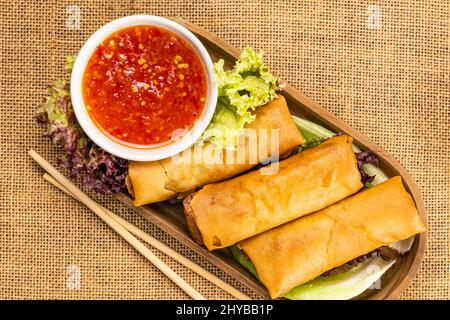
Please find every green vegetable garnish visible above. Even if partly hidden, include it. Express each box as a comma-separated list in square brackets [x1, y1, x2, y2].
[200, 47, 282, 149]
[229, 245, 261, 281]
[292, 116, 335, 143]
[64, 55, 75, 71]
[35, 55, 128, 194]
[283, 257, 395, 300]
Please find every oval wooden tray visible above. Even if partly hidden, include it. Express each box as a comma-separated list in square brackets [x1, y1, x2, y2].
[115, 18, 427, 300]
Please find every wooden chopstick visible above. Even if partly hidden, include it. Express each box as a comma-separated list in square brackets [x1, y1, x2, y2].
[29, 149, 204, 300]
[43, 173, 251, 300]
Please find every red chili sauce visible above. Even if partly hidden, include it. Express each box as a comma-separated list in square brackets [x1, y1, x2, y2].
[82, 25, 207, 146]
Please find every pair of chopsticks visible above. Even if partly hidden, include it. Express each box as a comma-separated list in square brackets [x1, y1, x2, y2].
[29, 149, 250, 300]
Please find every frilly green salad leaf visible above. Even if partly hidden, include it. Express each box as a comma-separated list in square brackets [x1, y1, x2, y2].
[200, 47, 283, 149]
[36, 56, 128, 194]
[64, 55, 75, 71]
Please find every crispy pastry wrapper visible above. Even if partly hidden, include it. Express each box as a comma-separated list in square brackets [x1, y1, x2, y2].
[127, 95, 304, 206]
[126, 161, 176, 205]
[184, 134, 363, 250]
[239, 176, 426, 298]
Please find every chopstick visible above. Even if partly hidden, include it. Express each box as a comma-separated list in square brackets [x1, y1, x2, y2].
[29, 149, 204, 300]
[42, 173, 251, 300]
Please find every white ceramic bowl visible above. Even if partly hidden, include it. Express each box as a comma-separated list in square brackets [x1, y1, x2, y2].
[71, 15, 217, 161]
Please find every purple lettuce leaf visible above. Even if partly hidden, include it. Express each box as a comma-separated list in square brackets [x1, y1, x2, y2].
[355, 150, 379, 185]
[36, 60, 128, 195]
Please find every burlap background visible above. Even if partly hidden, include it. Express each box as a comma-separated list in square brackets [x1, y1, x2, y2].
[0, 0, 448, 299]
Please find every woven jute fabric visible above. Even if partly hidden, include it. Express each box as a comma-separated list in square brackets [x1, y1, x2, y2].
[0, 0, 448, 299]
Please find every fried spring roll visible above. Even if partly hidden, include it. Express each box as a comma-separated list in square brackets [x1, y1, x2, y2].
[184, 135, 363, 250]
[125, 161, 175, 204]
[238, 176, 426, 298]
[127, 95, 305, 205]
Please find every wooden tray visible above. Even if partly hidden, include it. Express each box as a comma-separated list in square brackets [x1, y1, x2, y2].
[115, 18, 427, 300]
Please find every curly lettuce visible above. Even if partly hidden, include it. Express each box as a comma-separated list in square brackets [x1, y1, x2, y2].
[200, 47, 283, 149]
[36, 56, 128, 194]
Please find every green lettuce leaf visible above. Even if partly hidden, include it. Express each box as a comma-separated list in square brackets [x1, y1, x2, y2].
[229, 245, 261, 281]
[64, 55, 75, 71]
[284, 257, 395, 300]
[200, 47, 282, 149]
[37, 79, 71, 128]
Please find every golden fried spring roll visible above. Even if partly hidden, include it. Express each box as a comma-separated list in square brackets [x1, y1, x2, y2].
[125, 161, 175, 204]
[162, 95, 303, 192]
[183, 134, 363, 250]
[127, 95, 304, 206]
[239, 176, 426, 298]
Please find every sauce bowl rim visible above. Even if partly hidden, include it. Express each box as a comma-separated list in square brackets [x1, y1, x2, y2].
[70, 15, 217, 161]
